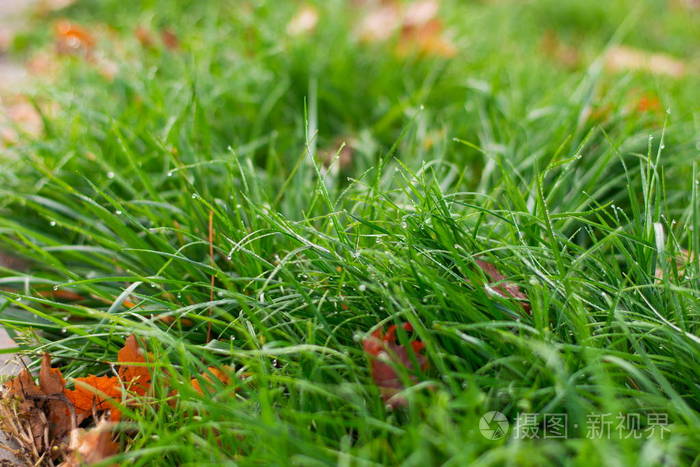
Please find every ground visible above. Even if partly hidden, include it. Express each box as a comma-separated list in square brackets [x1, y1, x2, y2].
[0, 0, 699, 465]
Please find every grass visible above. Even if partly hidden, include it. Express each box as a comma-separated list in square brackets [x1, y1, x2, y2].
[1, 0, 699, 465]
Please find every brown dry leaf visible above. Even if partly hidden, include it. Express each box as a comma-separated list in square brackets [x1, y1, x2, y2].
[475, 259, 530, 312]
[355, 0, 456, 58]
[1, 355, 72, 461]
[286, 4, 319, 36]
[0, 96, 44, 146]
[59, 420, 118, 467]
[398, 18, 456, 58]
[655, 249, 694, 280]
[39, 354, 72, 444]
[540, 30, 580, 69]
[0, 251, 29, 271]
[604, 46, 687, 78]
[319, 138, 354, 170]
[355, 3, 402, 42]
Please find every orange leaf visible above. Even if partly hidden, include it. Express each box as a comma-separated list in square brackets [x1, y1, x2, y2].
[54, 20, 95, 56]
[117, 335, 151, 396]
[64, 375, 121, 422]
[191, 366, 232, 394]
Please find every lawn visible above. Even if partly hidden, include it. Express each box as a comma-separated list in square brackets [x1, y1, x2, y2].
[1, 0, 699, 465]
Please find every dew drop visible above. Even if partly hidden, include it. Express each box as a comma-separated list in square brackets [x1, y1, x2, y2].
[107, 171, 115, 179]
[167, 171, 173, 177]
[192, 193, 199, 199]
[359, 284, 367, 292]
[50, 220, 57, 227]
[115, 210, 122, 215]
[53, 285, 59, 291]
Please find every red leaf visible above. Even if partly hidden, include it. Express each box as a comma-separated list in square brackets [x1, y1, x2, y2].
[475, 259, 530, 313]
[363, 323, 428, 408]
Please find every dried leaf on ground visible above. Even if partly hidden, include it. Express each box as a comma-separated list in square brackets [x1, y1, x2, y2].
[65, 375, 121, 424]
[540, 30, 580, 69]
[363, 322, 428, 408]
[355, 3, 402, 42]
[191, 366, 232, 394]
[59, 420, 118, 467]
[318, 138, 354, 170]
[475, 259, 530, 312]
[604, 46, 687, 78]
[117, 335, 151, 396]
[287, 4, 319, 36]
[54, 20, 95, 57]
[135, 26, 155, 48]
[161, 29, 180, 50]
[0, 96, 44, 146]
[655, 249, 694, 280]
[39, 354, 73, 444]
[1, 355, 72, 460]
[355, 0, 456, 57]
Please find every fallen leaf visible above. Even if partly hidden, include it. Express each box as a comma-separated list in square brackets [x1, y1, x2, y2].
[65, 375, 121, 423]
[39, 354, 72, 444]
[54, 20, 95, 57]
[286, 4, 319, 36]
[363, 322, 428, 408]
[59, 420, 118, 467]
[604, 46, 687, 78]
[190, 366, 232, 394]
[318, 138, 354, 170]
[355, 0, 455, 57]
[1, 355, 73, 460]
[161, 29, 179, 50]
[540, 30, 580, 69]
[117, 335, 150, 396]
[397, 18, 456, 58]
[355, 3, 402, 42]
[0, 251, 30, 271]
[635, 94, 661, 113]
[135, 26, 155, 48]
[475, 259, 530, 312]
[655, 249, 694, 280]
[0, 96, 44, 146]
